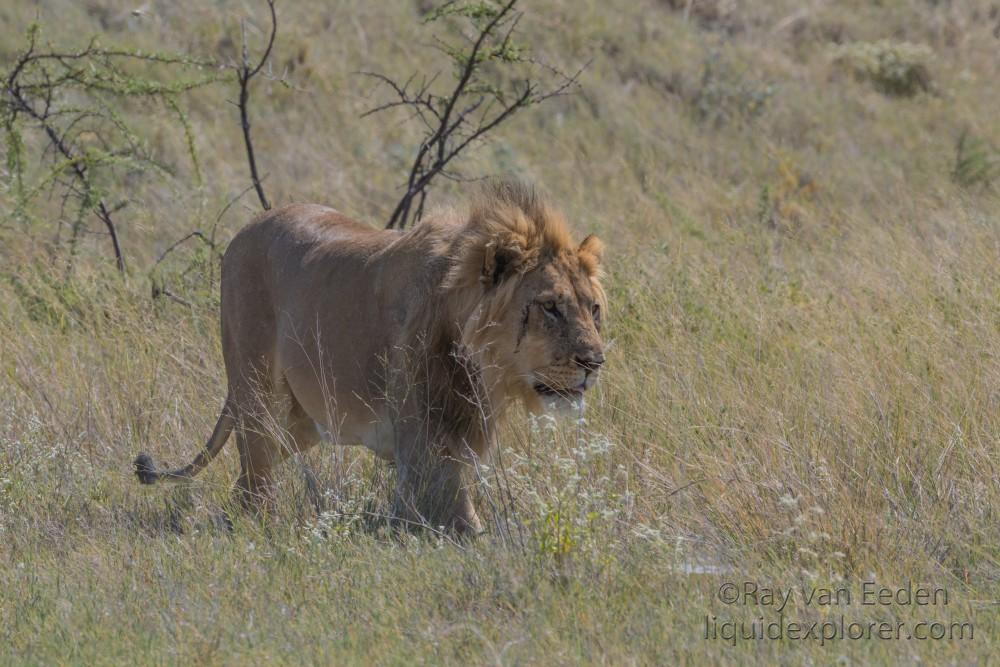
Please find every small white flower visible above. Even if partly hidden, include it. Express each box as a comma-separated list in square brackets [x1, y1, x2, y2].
[779, 493, 798, 508]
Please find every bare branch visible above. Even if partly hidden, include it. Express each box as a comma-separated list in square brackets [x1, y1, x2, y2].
[235, 0, 278, 211]
[2, 23, 219, 275]
[5, 66, 127, 272]
[154, 230, 221, 268]
[150, 285, 193, 307]
[360, 0, 584, 229]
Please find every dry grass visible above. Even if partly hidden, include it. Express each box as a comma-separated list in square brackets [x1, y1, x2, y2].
[1, 0, 999, 663]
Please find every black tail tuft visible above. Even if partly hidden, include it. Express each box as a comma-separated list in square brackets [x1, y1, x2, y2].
[134, 452, 160, 485]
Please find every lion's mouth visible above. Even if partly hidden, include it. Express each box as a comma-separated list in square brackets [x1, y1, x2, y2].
[533, 382, 585, 398]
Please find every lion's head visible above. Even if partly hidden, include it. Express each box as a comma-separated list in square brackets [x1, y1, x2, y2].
[439, 180, 607, 414]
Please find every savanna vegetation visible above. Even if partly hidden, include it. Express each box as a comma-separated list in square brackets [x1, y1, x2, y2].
[1, 0, 999, 663]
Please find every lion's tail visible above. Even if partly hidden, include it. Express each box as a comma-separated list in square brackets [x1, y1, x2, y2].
[134, 398, 235, 485]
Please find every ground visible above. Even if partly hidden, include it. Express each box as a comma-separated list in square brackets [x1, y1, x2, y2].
[1, 0, 998, 664]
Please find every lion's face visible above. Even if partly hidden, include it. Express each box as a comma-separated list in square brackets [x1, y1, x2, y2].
[502, 247, 605, 411]
[449, 190, 607, 415]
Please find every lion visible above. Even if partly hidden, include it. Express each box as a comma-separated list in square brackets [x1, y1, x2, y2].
[134, 180, 606, 534]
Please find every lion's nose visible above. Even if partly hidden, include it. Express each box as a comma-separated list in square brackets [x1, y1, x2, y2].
[574, 352, 605, 372]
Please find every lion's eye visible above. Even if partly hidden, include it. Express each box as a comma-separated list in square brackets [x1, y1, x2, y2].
[540, 300, 561, 319]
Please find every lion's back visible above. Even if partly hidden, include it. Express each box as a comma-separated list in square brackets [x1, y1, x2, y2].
[218, 203, 425, 408]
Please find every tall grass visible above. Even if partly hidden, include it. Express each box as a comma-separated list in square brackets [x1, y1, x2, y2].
[1, 0, 999, 663]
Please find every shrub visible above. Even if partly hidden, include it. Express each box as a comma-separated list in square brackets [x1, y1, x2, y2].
[690, 53, 774, 127]
[832, 40, 933, 97]
[952, 130, 1000, 190]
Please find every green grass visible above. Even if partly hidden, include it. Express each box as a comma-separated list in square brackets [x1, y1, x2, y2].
[1, 0, 999, 663]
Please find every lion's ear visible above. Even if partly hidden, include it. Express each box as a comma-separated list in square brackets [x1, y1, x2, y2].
[578, 234, 603, 274]
[481, 236, 525, 286]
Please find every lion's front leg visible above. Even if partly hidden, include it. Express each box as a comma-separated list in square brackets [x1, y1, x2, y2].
[393, 447, 483, 536]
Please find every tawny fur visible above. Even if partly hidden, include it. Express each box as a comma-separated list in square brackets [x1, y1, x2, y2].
[134, 180, 606, 533]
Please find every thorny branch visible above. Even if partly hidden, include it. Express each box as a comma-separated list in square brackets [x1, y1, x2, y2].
[234, 0, 277, 211]
[2, 25, 216, 275]
[5, 31, 126, 272]
[155, 0, 279, 303]
[361, 0, 584, 229]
